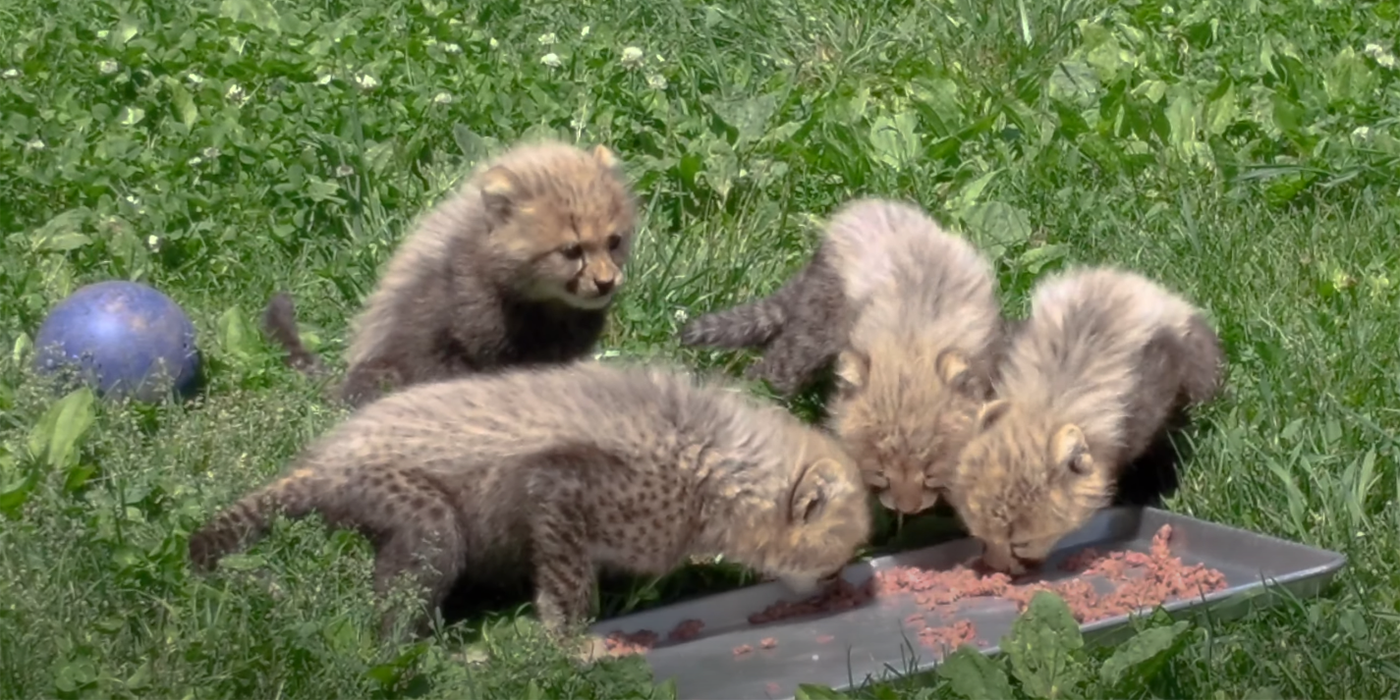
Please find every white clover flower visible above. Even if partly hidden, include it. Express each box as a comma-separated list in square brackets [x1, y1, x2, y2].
[186, 72, 205, 85]
[1364, 42, 1397, 69]
[202, 146, 220, 159]
[443, 42, 462, 54]
[187, 155, 203, 166]
[96, 29, 109, 39]
[647, 73, 667, 90]
[98, 59, 119, 75]
[1, 68, 19, 79]
[540, 52, 562, 68]
[673, 308, 689, 324]
[538, 32, 557, 46]
[489, 37, 499, 49]
[335, 164, 355, 177]
[225, 82, 247, 104]
[580, 25, 591, 38]
[354, 73, 379, 90]
[25, 138, 44, 150]
[433, 91, 452, 104]
[147, 235, 160, 250]
[621, 46, 643, 66]
[1352, 125, 1372, 140]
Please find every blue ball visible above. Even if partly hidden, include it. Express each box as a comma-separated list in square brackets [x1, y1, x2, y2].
[33, 280, 201, 402]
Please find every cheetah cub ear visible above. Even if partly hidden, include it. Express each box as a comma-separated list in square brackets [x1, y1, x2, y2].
[789, 458, 844, 524]
[973, 398, 1011, 433]
[1049, 424, 1093, 475]
[478, 165, 525, 228]
[834, 349, 870, 396]
[935, 348, 980, 397]
[591, 144, 621, 170]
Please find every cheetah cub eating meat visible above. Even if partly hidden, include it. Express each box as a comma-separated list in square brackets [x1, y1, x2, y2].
[263, 139, 637, 407]
[681, 198, 1006, 516]
[947, 266, 1225, 575]
[188, 361, 871, 650]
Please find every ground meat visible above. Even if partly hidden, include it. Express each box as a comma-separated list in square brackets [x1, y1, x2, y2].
[667, 618, 705, 642]
[607, 525, 1227, 659]
[766, 682, 781, 694]
[742, 523, 1228, 651]
[746, 577, 871, 624]
[601, 628, 659, 656]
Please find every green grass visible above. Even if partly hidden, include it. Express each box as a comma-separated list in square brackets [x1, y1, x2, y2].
[2, 0, 1400, 696]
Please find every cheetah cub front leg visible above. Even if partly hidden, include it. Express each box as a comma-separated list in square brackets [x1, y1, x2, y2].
[524, 468, 609, 662]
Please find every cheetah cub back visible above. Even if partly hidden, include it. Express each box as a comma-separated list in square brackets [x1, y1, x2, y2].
[947, 266, 1225, 574]
[188, 361, 872, 649]
[262, 138, 638, 407]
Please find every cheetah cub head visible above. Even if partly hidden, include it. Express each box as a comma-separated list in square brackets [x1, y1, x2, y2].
[748, 425, 873, 594]
[946, 398, 1113, 575]
[473, 141, 638, 311]
[828, 341, 990, 517]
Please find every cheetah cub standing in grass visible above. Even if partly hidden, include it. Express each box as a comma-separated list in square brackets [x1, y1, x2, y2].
[946, 266, 1225, 575]
[187, 361, 872, 655]
[263, 139, 637, 407]
[681, 198, 1007, 516]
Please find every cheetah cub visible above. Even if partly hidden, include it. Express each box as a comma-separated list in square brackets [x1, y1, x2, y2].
[263, 139, 637, 407]
[947, 266, 1225, 575]
[681, 198, 1006, 516]
[188, 361, 872, 649]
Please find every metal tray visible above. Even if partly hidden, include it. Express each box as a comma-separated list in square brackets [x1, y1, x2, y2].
[587, 506, 1347, 700]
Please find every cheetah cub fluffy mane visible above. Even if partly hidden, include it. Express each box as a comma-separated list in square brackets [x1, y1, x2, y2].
[188, 361, 871, 647]
[262, 139, 637, 407]
[681, 198, 1006, 516]
[947, 266, 1225, 575]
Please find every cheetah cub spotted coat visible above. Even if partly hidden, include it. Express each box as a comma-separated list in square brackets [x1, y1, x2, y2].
[947, 266, 1225, 574]
[681, 198, 1007, 516]
[263, 139, 638, 407]
[188, 361, 872, 646]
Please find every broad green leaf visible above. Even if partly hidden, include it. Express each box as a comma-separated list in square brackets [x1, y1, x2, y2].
[1205, 83, 1238, 136]
[1098, 621, 1190, 687]
[1326, 46, 1377, 105]
[1002, 591, 1086, 700]
[868, 110, 920, 170]
[118, 106, 146, 126]
[27, 387, 97, 471]
[63, 463, 97, 493]
[30, 208, 93, 252]
[704, 92, 778, 148]
[172, 83, 198, 129]
[963, 201, 1033, 260]
[938, 644, 1015, 699]
[219, 0, 283, 33]
[217, 306, 258, 362]
[794, 685, 851, 700]
[0, 474, 38, 517]
[114, 17, 140, 46]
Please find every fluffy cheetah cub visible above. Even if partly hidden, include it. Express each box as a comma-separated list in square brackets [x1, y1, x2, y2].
[188, 361, 871, 649]
[682, 198, 1006, 516]
[264, 139, 637, 407]
[947, 266, 1225, 575]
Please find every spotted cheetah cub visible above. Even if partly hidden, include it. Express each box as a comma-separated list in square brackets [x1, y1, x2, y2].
[263, 139, 637, 407]
[681, 198, 1006, 516]
[947, 266, 1225, 575]
[188, 361, 871, 649]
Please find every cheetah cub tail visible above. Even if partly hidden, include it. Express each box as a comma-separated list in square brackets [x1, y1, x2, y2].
[188, 468, 328, 572]
[679, 296, 789, 349]
[262, 291, 325, 374]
